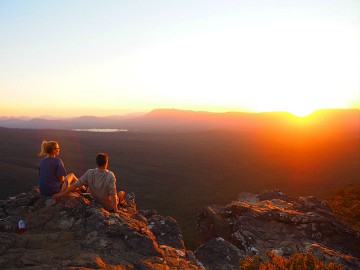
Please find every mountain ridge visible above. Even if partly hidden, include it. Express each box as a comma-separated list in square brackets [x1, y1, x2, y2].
[0, 108, 358, 133]
[2, 108, 358, 121]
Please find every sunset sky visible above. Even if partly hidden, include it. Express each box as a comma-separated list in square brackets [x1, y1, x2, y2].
[0, 0, 359, 117]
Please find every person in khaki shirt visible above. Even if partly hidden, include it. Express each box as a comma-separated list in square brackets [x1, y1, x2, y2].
[52, 153, 126, 213]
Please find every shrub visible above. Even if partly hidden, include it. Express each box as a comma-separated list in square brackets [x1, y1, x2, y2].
[239, 252, 343, 270]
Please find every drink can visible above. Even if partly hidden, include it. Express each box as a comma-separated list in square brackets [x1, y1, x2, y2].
[18, 219, 26, 233]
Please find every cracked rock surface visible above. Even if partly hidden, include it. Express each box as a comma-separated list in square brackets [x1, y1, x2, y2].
[197, 190, 360, 270]
[0, 188, 203, 269]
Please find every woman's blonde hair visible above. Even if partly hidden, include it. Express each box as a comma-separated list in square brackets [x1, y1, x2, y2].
[38, 140, 59, 156]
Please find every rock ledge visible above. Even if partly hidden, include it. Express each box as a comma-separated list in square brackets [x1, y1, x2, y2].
[197, 190, 360, 270]
[0, 188, 204, 269]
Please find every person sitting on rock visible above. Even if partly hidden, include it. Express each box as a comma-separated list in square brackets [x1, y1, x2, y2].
[52, 152, 126, 213]
[38, 140, 78, 196]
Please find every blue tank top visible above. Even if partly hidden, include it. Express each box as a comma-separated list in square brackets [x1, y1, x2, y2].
[38, 157, 67, 196]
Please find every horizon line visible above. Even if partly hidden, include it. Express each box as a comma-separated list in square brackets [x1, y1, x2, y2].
[1, 107, 359, 120]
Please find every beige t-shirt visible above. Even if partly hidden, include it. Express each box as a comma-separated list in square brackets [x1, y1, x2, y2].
[76, 168, 117, 210]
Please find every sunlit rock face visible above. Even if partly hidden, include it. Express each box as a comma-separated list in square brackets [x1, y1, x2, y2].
[197, 190, 360, 270]
[0, 188, 203, 269]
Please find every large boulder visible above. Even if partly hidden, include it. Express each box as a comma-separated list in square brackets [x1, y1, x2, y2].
[197, 190, 360, 270]
[0, 188, 204, 269]
[195, 237, 243, 270]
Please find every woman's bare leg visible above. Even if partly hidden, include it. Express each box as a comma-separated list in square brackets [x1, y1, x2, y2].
[61, 173, 79, 192]
[65, 173, 78, 185]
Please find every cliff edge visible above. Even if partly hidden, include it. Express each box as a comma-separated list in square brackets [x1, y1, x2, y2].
[196, 190, 360, 270]
[0, 188, 204, 269]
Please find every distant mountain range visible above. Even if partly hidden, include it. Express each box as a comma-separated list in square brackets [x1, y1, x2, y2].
[0, 116, 32, 121]
[0, 108, 359, 135]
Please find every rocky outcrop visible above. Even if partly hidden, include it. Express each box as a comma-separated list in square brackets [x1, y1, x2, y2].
[197, 190, 360, 270]
[0, 188, 204, 269]
[195, 237, 244, 270]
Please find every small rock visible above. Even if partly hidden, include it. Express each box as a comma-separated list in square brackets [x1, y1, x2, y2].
[45, 199, 56, 207]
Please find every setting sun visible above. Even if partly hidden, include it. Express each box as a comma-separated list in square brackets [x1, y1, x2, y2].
[287, 108, 317, 117]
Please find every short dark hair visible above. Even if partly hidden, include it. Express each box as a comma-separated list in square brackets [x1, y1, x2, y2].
[96, 153, 108, 167]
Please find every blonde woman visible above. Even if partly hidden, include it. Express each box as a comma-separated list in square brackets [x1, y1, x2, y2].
[38, 140, 77, 196]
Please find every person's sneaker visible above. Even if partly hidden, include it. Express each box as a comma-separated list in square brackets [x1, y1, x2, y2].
[80, 186, 89, 193]
[119, 200, 128, 208]
[125, 192, 136, 203]
[124, 192, 136, 210]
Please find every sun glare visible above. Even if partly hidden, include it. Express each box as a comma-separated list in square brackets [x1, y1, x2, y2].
[289, 108, 315, 117]
[124, 20, 359, 117]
